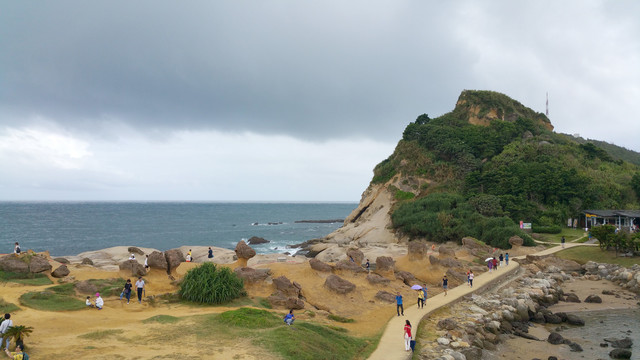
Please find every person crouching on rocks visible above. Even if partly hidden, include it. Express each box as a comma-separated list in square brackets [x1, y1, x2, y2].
[86, 296, 94, 308]
[95, 293, 104, 310]
[284, 310, 295, 325]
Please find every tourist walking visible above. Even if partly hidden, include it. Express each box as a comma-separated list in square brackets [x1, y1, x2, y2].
[505, 253, 509, 266]
[492, 257, 498, 271]
[403, 320, 412, 351]
[422, 284, 428, 303]
[208, 247, 214, 260]
[417, 288, 424, 308]
[488, 258, 494, 273]
[144, 255, 149, 270]
[561, 236, 566, 248]
[499, 253, 504, 267]
[0, 314, 13, 350]
[442, 275, 448, 296]
[284, 309, 295, 325]
[121, 279, 133, 304]
[95, 293, 104, 310]
[135, 276, 146, 303]
[395, 292, 404, 316]
[469, 270, 474, 288]
[466, 271, 471, 286]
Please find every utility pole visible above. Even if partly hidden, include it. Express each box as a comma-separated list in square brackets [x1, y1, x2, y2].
[546, 92, 549, 117]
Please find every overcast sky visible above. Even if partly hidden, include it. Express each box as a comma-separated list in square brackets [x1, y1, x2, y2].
[1, 1, 639, 201]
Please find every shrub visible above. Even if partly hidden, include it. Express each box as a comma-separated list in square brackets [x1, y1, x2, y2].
[178, 263, 246, 304]
[531, 225, 562, 234]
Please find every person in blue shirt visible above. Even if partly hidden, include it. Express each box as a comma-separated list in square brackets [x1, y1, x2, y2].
[208, 247, 214, 260]
[396, 292, 404, 316]
[505, 253, 509, 266]
[284, 309, 295, 325]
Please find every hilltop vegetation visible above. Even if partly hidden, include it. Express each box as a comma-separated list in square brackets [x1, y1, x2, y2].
[375, 90, 640, 247]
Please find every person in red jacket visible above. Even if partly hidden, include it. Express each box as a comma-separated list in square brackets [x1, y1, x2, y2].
[403, 320, 412, 351]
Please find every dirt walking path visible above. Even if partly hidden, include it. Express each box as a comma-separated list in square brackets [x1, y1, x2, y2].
[367, 242, 593, 360]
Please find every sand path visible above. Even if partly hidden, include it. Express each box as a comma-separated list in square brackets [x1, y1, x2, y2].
[367, 242, 595, 360]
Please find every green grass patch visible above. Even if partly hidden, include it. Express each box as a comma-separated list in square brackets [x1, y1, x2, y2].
[49, 283, 76, 295]
[327, 314, 355, 323]
[216, 307, 282, 329]
[258, 322, 375, 360]
[535, 228, 586, 243]
[87, 278, 126, 297]
[142, 315, 181, 324]
[257, 297, 272, 309]
[0, 271, 53, 286]
[78, 329, 124, 340]
[556, 246, 639, 268]
[19, 290, 85, 311]
[0, 298, 20, 313]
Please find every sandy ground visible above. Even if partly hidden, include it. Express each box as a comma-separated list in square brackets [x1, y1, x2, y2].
[491, 278, 640, 360]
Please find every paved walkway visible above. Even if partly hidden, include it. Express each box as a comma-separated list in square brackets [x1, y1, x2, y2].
[367, 242, 592, 360]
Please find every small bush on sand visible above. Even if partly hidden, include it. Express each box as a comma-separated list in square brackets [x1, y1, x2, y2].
[178, 263, 246, 304]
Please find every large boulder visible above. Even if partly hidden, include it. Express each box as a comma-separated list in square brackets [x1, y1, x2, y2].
[51, 265, 70, 278]
[164, 249, 185, 272]
[81, 257, 94, 266]
[438, 245, 456, 257]
[272, 276, 302, 297]
[605, 337, 633, 349]
[609, 349, 632, 359]
[395, 271, 417, 287]
[374, 291, 396, 303]
[235, 241, 256, 267]
[408, 241, 428, 260]
[234, 267, 270, 283]
[335, 260, 366, 273]
[429, 255, 463, 268]
[346, 248, 364, 264]
[75, 280, 98, 295]
[366, 273, 391, 284]
[128, 246, 145, 255]
[375, 256, 395, 273]
[324, 275, 356, 294]
[119, 260, 147, 277]
[267, 293, 305, 309]
[29, 256, 52, 273]
[147, 251, 168, 271]
[247, 236, 270, 245]
[0, 255, 29, 273]
[53, 257, 70, 264]
[509, 236, 524, 247]
[584, 294, 602, 303]
[309, 258, 333, 272]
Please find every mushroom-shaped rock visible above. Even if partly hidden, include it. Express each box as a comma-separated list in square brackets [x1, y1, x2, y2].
[235, 241, 256, 267]
[147, 251, 168, 271]
[51, 265, 70, 278]
[164, 249, 185, 272]
[247, 236, 270, 245]
[309, 258, 333, 272]
[75, 280, 98, 295]
[234, 267, 270, 283]
[346, 248, 364, 264]
[0, 255, 29, 273]
[128, 246, 145, 255]
[119, 260, 147, 277]
[324, 274, 355, 294]
[509, 236, 524, 247]
[81, 257, 94, 266]
[408, 241, 427, 260]
[584, 294, 602, 303]
[375, 256, 395, 273]
[29, 255, 52, 273]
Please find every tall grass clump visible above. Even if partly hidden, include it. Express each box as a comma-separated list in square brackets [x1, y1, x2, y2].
[178, 263, 246, 304]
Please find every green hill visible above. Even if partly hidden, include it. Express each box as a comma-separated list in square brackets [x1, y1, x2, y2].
[374, 90, 640, 248]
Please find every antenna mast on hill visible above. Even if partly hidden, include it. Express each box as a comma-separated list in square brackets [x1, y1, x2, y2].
[546, 92, 549, 117]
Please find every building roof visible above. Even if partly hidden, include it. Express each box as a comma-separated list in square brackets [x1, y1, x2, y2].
[584, 210, 640, 217]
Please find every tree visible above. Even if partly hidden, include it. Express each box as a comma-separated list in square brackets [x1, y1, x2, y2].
[631, 173, 640, 199]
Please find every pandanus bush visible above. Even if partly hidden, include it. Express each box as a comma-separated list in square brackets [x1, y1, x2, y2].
[178, 263, 246, 304]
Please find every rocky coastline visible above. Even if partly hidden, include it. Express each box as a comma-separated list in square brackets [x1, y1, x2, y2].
[416, 257, 640, 360]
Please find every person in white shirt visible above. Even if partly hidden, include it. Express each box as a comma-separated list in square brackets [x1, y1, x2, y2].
[129, 253, 136, 261]
[144, 255, 149, 270]
[135, 277, 146, 303]
[95, 293, 104, 310]
[0, 314, 14, 350]
[13, 243, 20, 255]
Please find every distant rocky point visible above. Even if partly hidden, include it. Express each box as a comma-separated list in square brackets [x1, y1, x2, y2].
[295, 219, 344, 224]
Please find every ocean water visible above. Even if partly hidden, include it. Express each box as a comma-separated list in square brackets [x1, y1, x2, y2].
[0, 202, 356, 256]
